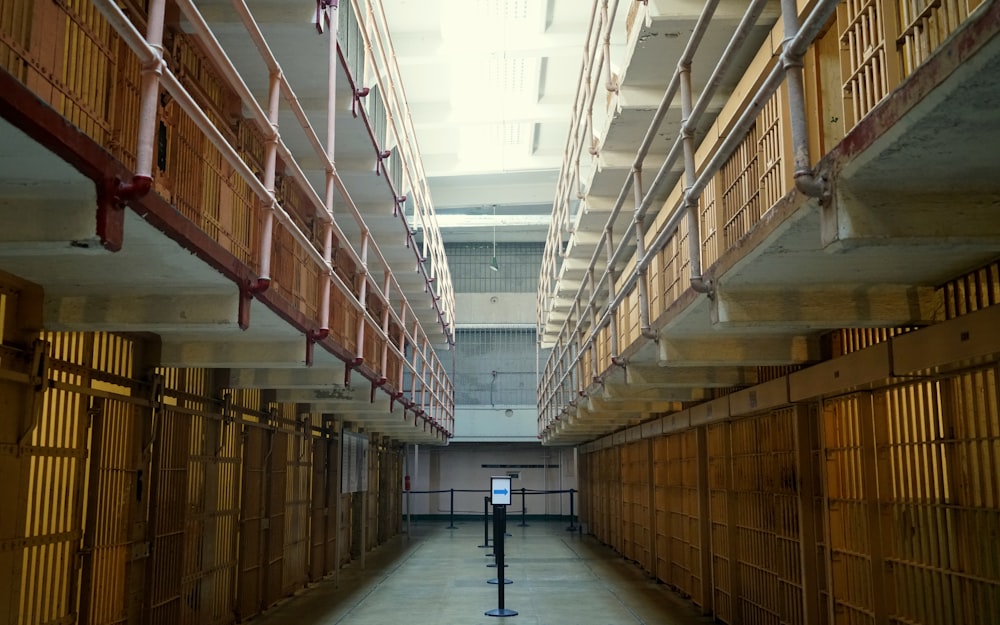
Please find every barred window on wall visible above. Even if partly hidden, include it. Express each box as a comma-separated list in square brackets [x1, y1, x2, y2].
[452, 327, 550, 406]
[446, 242, 543, 293]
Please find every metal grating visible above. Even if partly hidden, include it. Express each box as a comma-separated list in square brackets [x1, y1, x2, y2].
[898, 0, 984, 79]
[182, 401, 241, 625]
[881, 374, 1000, 623]
[621, 440, 653, 573]
[823, 394, 879, 624]
[730, 411, 804, 625]
[708, 423, 736, 623]
[281, 409, 311, 597]
[652, 430, 703, 603]
[16, 334, 89, 625]
[942, 260, 1000, 319]
[452, 326, 542, 406]
[446, 242, 542, 293]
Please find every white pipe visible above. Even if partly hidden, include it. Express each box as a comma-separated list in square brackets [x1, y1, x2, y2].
[355, 233, 370, 364]
[601, 0, 619, 93]
[781, 0, 833, 199]
[319, 211, 334, 333]
[135, 0, 166, 180]
[91, 0, 165, 197]
[379, 272, 392, 382]
[318, 5, 340, 336]
[257, 70, 282, 285]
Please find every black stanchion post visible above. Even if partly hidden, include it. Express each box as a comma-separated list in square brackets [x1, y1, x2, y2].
[517, 487, 528, 527]
[566, 488, 578, 531]
[485, 504, 515, 615]
[487, 496, 508, 567]
[446, 488, 457, 529]
[479, 496, 491, 548]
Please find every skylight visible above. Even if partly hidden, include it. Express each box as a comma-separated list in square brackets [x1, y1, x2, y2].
[441, 0, 543, 172]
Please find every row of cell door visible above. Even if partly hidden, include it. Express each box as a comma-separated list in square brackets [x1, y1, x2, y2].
[0, 330, 345, 625]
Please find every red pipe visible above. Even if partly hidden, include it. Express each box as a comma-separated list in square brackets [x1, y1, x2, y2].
[309, 328, 330, 341]
[116, 175, 152, 203]
[248, 277, 271, 294]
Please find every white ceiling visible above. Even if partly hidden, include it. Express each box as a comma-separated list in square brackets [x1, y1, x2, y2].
[379, 0, 595, 243]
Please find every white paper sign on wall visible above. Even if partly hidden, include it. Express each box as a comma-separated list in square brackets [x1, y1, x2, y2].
[341, 431, 369, 493]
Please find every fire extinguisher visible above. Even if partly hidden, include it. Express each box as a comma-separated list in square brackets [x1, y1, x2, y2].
[404, 475, 411, 491]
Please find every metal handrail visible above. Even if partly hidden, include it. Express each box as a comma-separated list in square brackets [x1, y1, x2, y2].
[92, 0, 453, 434]
[537, 0, 842, 433]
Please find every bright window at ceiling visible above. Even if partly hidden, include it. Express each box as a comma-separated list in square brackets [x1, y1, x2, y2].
[441, 0, 541, 172]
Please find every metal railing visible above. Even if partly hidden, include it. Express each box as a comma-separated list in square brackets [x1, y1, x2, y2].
[402, 487, 580, 535]
[535, 0, 964, 437]
[78, 0, 455, 434]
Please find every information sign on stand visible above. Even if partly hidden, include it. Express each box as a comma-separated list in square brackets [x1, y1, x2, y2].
[491, 475, 512, 505]
[486, 476, 516, 617]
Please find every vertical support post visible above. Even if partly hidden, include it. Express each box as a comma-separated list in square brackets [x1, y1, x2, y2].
[333, 416, 343, 586]
[794, 403, 821, 624]
[132, 0, 167, 181]
[447, 488, 457, 529]
[319, 4, 338, 333]
[647, 437, 657, 573]
[404, 444, 411, 537]
[258, 69, 282, 284]
[604, 229, 619, 360]
[479, 496, 491, 548]
[409, 319, 420, 409]
[419, 337, 430, 419]
[518, 488, 528, 527]
[723, 422, 742, 625]
[859, 393, 891, 625]
[359, 430, 368, 570]
[131, 344, 159, 623]
[380, 274, 391, 382]
[566, 488, 577, 531]
[696, 426, 714, 615]
[816, 399, 837, 625]
[78, 396, 105, 625]
[355, 233, 370, 366]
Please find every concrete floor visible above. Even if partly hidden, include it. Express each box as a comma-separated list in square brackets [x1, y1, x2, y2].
[252, 519, 712, 625]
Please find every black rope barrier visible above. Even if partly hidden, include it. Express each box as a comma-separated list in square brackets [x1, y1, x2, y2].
[403, 487, 579, 530]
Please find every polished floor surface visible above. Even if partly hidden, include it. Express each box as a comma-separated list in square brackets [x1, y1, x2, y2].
[252, 519, 712, 625]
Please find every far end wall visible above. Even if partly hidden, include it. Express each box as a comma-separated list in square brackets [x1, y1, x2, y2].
[402, 442, 578, 519]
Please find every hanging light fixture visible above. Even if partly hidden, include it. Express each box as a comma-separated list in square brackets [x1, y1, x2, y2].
[489, 204, 499, 271]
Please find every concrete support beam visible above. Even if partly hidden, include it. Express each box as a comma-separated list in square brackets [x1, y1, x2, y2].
[275, 389, 372, 405]
[623, 364, 757, 387]
[601, 381, 711, 403]
[585, 395, 679, 415]
[824, 187, 1000, 252]
[161, 340, 305, 368]
[45, 292, 240, 331]
[227, 367, 350, 390]
[0, 197, 104, 252]
[711, 284, 941, 329]
[565, 411, 643, 430]
[658, 335, 820, 366]
[647, 0, 777, 21]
